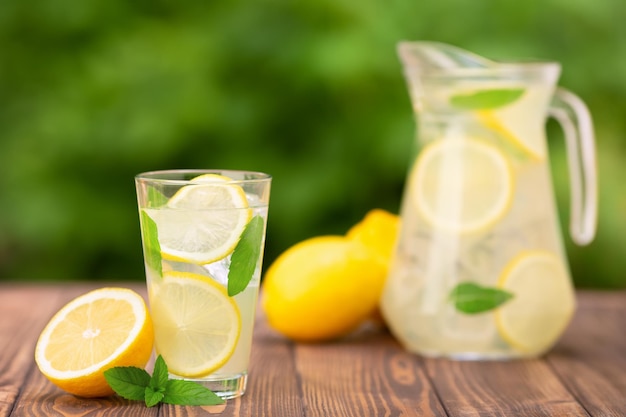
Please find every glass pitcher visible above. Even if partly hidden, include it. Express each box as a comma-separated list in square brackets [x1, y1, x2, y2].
[380, 41, 597, 359]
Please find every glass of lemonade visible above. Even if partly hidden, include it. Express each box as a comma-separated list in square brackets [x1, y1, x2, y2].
[135, 169, 271, 399]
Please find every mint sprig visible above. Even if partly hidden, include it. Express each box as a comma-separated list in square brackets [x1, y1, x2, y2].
[450, 88, 525, 110]
[228, 215, 264, 296]
[104, 355, 224, 407]
[449, 282, 514, 314]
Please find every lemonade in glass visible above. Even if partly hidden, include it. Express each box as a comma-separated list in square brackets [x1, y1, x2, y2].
[135, 170, 271, 398]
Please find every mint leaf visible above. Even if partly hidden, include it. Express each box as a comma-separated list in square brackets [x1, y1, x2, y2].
[450, 88, 524, 110]
[140, 210, 162, 277]
[144, 386, 164, 407]
[164, 379, 225, 406]
[105, 355, 225, 407]
[147, 185, 168, 207]
[150, 355, 169, 389]
[228, 215, 264, 296]
[146, 355, 169, 407]
[104, 366, 151, 401]
[450, 282, 514, 314]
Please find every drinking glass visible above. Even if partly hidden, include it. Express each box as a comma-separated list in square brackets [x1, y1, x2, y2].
[135, 169, 271, 398]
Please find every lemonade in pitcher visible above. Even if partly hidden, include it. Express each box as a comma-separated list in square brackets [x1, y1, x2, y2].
[381, 42, 597, 359]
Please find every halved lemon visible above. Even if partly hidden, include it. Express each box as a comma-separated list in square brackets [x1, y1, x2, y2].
[149, 271, 241, 377]
[495, 251, 575, 355]
[144, 175, 251, 264]
[410, 138, 514, 234]
[35, 288, 153, 397]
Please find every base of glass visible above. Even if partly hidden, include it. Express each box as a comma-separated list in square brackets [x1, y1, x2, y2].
[170, 372, 248, 400]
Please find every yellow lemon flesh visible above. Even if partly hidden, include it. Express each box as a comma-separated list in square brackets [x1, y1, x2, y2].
[144, 175, 251, 264]
[411, 138, 514, 234]
[149, 271, 241, 378]
[496, 251, 575, 355]
[262, 235, 387, 342]
[35, 288, 153, 398]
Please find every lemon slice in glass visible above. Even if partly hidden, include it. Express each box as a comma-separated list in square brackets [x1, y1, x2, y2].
[150, 271, 241, 377]
[410, 138, 514, 234]
[145, 175, 251, 264]
[495, 251, 575, 355]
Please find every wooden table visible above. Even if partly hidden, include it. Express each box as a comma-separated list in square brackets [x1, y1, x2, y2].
[1, 283, 625, 416]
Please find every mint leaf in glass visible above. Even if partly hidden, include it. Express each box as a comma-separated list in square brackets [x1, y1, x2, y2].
[103, 366, 151, 402]
[228, 215, 264, 297]
[147, 185, 168, 207]
[140, 210, 162, 278]
[450, 282, 514, 314]
[450, 88, 525, 110]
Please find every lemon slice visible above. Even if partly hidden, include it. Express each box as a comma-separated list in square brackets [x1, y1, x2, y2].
[190, 173, 232, 183]
[410, 138, 514, 234]
[35, 288, 154, 397]
[495, 251, 575, 355]
[474, 86, 551, 160]
[145, 175, 252, 264]
[477, 111, 545, 160]
[150, 271, 241, 377]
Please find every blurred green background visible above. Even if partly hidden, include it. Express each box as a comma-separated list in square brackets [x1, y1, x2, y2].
[0, 0, 624, 288]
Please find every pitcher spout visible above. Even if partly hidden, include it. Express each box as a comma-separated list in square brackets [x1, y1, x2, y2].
[397, 41, 563, 118]
[398, 41, 493, 73]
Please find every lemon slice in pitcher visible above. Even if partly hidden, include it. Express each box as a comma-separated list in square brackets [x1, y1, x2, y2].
[475, 85, 552, 160]
[410, 138, 514, 234]
[477, 110, 545, 160]
[495, 251, 575, 355]
[145, 175, 251, 264]
[150, 271, 241, 377]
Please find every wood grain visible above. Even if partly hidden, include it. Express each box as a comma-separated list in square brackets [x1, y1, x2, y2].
[548, 291, 626, 417]
[295, 328, 447, 417]
[0, 284, 624, 416]
[0, 285, 65, 417]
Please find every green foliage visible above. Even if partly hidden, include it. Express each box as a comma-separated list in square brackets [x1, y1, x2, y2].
[0, 0, 624, 288]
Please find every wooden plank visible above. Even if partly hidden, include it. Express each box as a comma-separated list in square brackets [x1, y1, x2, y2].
[12, 376, 156, 417]
[547, 291, 626, 417]
[294, 325, 447, 417]
[425, 358, 589, 417]
[2, 285, 623, 416]
[0, 285, 67, 417]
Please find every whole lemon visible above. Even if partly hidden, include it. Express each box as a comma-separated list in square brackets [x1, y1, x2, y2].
[262, 235, 386, 342]
[346, 209, 400, 270]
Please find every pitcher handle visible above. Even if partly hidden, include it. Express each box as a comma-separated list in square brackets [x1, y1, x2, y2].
[548, 87, 597, 246]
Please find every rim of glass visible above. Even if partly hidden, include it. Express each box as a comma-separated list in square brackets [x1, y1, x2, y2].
[135, 169, 272, 184]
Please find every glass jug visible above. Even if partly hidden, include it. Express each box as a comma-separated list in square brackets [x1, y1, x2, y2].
[381, 42, 597, 359]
